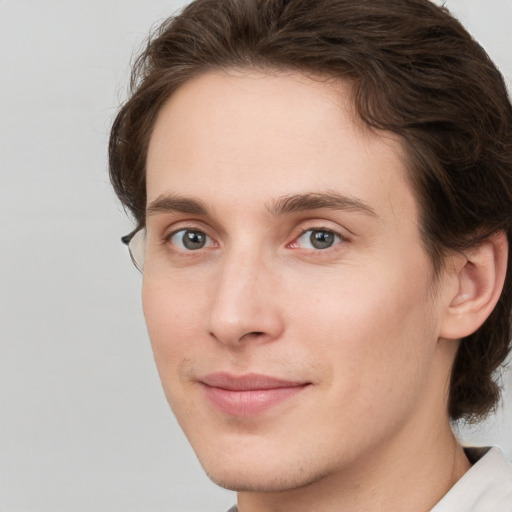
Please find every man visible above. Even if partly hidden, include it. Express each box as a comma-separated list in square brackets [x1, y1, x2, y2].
[109, 0, 512, 510]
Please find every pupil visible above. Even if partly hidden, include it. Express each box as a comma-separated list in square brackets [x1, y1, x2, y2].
[183, 231, 205, 250]
[310, 230, 334, 249]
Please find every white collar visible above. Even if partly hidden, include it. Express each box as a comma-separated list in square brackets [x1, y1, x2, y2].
[431, 446, 512, 511]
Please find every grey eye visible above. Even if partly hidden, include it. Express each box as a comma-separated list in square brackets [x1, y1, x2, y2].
[310, 230, 335, 249]
[170, 229, 210, 250]
[297, 229, 341, 250]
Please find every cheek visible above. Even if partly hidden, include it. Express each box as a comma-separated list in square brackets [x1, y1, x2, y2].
[141, 279, 213, 424]
[296, 263, 438, 395]
[142, 279, 205, 370]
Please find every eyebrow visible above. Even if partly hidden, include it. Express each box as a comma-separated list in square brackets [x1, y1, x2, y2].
[268, 192, 377, 217]
[146, 191, 377, 218]
[146, 195, 209, 216]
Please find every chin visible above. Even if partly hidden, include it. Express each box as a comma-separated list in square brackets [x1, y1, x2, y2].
[198, 449, 332, 493]
[204, 469, 326, 493]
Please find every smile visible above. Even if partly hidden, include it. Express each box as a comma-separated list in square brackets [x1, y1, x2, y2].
[200, 373, 310, 417]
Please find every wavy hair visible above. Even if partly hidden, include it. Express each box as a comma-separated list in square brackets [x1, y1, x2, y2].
[109, 0, 512, 421]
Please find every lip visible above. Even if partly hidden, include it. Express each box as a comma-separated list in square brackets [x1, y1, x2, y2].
[200, 373, 310, 417]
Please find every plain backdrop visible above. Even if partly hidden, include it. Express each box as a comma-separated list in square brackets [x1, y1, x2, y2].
[1, 1, 511, 511]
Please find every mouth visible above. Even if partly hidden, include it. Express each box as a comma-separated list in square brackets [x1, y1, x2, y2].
[199, 373, 311, 417]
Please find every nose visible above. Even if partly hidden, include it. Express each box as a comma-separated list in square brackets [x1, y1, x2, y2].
[206, 250, 284, 347]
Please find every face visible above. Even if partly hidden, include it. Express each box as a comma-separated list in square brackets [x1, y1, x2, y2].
[143, 70, 455, 492]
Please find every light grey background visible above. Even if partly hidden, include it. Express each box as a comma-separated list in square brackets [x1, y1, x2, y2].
[1, 1, 511, 511]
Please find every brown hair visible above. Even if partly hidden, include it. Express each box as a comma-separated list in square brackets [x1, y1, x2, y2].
[109, 0, 512, 422]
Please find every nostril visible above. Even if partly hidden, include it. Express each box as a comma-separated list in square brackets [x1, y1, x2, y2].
[238, 331, 266, 342]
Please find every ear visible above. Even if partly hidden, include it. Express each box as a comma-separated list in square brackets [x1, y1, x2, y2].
[439, 231, 508, 340]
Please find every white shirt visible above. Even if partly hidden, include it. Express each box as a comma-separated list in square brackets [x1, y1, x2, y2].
[431, 446, 512, 511]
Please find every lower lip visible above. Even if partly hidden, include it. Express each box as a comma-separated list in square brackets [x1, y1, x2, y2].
[201, 384, 308, 417]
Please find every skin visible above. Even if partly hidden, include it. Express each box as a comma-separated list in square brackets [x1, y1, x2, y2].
[142, 70, 473, 512]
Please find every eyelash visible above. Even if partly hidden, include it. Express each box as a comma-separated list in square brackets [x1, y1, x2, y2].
[162, 225, 347, 254]
[291, 227, 346, 251]
[164, 228, 217, 252]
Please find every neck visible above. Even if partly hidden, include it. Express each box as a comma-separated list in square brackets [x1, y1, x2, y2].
[236, 416, 471, 512]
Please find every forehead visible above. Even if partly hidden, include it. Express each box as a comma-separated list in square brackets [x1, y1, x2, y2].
[146, 70, 416, 222]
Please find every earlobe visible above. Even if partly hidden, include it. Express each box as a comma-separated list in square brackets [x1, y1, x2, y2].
[440, 231, 508, 340]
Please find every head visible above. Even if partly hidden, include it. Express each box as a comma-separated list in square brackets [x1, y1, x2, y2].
[110, 0, 512, 492]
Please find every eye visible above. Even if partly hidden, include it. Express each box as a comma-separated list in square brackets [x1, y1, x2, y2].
[168, 229, 214, 251]
[295, 229, 343, 250]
